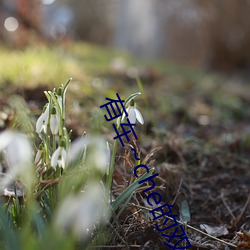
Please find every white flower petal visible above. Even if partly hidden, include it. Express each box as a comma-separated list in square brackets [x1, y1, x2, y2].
[41, 121, 48, 133]
[6, 133, 32, 170]
[93, 138, 110, 172]
[67, 136, 89, 163]
[55, 182, 108, 240]
[51, 147, 67, 169]
[68, 136, 110, 173]
[60, 148, 67, 169]
[36, 113, 45, 133]
[36, 104, 50, 134]
[0, 131, 33, 190]
[57, 159, 64, 169]
[0, 130, 14, 151]
[61, 148, 67, 160]
[135, 108, 144, 124]
[55, 195, 79, 231]
[44, 104, 50, 118]
[51, 147, 61, 168]
[128, 107, 136, 124]
[50, 114, 59, 135]
[121, 107, 129, 121]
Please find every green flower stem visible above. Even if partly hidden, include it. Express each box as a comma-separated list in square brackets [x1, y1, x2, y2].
[46, 98, 53, 164]
[105, 93, 141, 200]
[106, 123, 119, 199]
[63, 127, 70, 150]
[44, 138, 49, 165]
[52, 134, 56, 152]
[136, 151, 141, 166]
[48, 92, 63, 137]
[61, 78, 71, 126]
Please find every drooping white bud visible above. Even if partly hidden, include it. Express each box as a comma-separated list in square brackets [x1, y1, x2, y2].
[50, 106, 59, 135]
[36, 103, 50, 133]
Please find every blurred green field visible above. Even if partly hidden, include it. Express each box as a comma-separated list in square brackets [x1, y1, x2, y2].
[0, 42, 135, 86]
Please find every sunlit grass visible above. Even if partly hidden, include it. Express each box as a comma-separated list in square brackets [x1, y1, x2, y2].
[0, 42, 207, 87]
[0, 42, 131, 87]
[0, 44, 84, 86]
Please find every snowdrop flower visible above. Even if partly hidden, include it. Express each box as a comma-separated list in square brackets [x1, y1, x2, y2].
[36, 103, 50, 133]
[67, 135, 110, 173]
[55, 182, 109, 240]
[67, 135, 87, 164]
[51, 142, 67, 169]
[50, 106, 59, 135]
[0, 130, 33, 190]
[91, 137, 110, 173]
[35, 144, 43, 165]
[122, 99, 144, 125]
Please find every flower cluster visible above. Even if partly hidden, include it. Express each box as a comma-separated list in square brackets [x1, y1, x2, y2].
[36, 87, 62, 135]
[35, 81, 70, 175]
[33, 80, 112, 241]
[35, 79, 111, 190]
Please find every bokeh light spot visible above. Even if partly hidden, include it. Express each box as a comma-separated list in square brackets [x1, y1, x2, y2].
[41, 0, 55, 5]
[50, 24, 66, 40]
[4, 17, 19, 32]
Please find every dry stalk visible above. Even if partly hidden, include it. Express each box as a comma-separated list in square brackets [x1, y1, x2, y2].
[131, 203, 238, 249]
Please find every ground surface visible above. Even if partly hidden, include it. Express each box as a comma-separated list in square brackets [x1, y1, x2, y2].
[0, 42, 249, 249]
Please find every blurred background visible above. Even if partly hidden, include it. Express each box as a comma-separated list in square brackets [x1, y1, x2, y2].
[0, 1, 250, 249]
[1, 0, 250, 72]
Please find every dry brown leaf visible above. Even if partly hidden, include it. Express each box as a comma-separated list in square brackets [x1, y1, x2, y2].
[237, 231, 250, 248]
